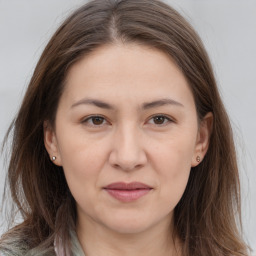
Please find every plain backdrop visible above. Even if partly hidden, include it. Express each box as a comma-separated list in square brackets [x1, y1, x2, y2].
[0, 0, 255, 252]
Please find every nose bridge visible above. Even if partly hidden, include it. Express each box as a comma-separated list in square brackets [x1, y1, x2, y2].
[109, 122, 146, 171]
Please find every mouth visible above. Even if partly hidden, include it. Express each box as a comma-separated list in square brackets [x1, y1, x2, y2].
[103, 182, 153, 202]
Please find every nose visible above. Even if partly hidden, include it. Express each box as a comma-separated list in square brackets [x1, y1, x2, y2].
[109, 124, 147, 171]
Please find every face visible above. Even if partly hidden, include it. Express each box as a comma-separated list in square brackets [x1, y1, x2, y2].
[44, 43, 211, 235]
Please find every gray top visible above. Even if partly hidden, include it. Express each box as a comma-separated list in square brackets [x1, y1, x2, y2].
[70, 230, 85, 256]
[0, 230, 85, 256]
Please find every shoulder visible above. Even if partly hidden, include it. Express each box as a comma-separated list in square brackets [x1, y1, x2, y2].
[0, 247, 56, 256]
[0, 237, 29, 256]
[0, 237, 55, 256]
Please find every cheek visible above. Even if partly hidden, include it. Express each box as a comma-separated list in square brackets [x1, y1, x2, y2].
[56, 130, 109, 197]
[156, 149, 191, 196]
[151, 132, 196, 204]
[57, 124, 108, 170]
[152, 130, 196, 174]
[59, 145, 107, 216]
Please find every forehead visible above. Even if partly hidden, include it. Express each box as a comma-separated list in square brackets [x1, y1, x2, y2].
[62, 43, 194, 108]
[66, 43, 181, 81]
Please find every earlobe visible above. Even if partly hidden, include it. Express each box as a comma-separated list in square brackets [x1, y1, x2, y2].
[191, 112, 213, 167]
[43, 121, 62, 166]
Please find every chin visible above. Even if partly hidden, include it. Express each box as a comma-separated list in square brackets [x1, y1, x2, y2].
[108, 223, 150, 235]
[101, 214, 158, 235]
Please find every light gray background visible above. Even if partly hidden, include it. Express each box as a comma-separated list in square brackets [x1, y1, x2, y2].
[0, 0, 255, 252]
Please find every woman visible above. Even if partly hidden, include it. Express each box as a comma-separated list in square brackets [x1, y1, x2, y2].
[0, 0, 250, 255]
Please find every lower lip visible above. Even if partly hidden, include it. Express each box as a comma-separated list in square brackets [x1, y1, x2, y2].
[104, 188, 151, 202]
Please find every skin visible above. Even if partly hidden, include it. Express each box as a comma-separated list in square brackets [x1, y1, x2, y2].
[44, 43, 212, 256]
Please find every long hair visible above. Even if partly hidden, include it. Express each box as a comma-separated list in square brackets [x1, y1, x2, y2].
[0, 0, 249, 255]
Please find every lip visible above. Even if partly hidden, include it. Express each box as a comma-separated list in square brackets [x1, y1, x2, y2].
[104, 182, 152, 202]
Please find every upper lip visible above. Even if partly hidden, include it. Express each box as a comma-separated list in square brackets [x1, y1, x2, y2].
[104, 182, 152, 190]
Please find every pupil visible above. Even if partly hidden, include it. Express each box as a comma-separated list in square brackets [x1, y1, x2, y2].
[92, 117, 103, 125]
[154, 116, 165, 124]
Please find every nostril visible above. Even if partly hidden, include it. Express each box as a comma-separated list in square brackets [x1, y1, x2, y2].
[111, 162, 144, 172]
[108, 136, 147, 171]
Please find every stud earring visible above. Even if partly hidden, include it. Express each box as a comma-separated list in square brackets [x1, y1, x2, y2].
[52, 156, 57, 161]
[196, 156, 201, 163]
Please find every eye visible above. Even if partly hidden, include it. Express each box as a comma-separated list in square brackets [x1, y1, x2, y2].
[147, 115, 173, 125]
[82, 116, 107, 126]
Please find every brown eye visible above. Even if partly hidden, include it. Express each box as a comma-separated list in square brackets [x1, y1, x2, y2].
[153, 116, 166, 125]
[91, 116, 105, 125]
[148, 115, 172, 126]
[82, 116, 107, 126]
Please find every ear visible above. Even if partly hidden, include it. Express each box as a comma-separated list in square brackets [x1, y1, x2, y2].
[191, 112, 213, 167]
[43, 121, 62, 166]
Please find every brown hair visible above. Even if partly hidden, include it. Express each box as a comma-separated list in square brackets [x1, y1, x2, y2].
[0, 0, 250, 255]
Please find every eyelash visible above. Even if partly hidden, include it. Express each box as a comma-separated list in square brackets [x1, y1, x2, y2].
[81, 114, 174, 127]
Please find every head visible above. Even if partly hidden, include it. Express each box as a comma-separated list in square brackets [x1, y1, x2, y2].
[2, 0, 247, 255]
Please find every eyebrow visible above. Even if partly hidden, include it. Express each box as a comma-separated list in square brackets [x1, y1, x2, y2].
[71, 98, 184, 110]
[71, 98, 113, 109]
[142, 98, 184, 109]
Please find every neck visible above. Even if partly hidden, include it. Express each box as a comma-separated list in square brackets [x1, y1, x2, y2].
[76, 215, 181, 256]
